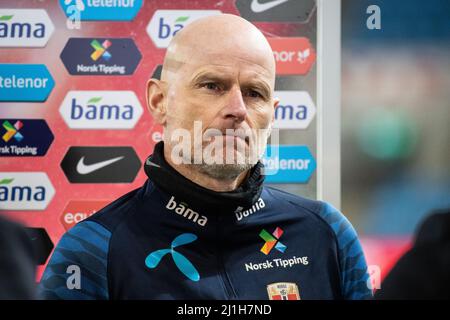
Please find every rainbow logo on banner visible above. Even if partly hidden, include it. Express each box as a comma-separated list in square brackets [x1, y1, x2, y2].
[2, 120, 23, 142]
[90, 39, 111, 61]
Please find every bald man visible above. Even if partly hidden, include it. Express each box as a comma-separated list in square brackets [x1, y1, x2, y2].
[39, 14, 372, 300]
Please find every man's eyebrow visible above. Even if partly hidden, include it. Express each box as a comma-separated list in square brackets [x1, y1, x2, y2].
[242, 80, 272, 98]
[190, 71, 272, 97]
[189, 71, 231, 85]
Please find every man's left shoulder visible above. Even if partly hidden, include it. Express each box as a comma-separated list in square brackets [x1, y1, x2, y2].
[262, 186, 345, 239]
[263, 185, 352, 233]
[262, 185, 324, 215]
[262, 186, 372, 299]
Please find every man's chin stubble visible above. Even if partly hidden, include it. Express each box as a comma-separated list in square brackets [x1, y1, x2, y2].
[191, 163, 254, 181]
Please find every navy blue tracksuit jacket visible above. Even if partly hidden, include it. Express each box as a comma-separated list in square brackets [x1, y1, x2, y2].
[39, 142, 372, 300]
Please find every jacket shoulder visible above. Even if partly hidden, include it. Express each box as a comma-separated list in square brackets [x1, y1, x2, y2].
[87, 181, 154, 233]
[264, 186, 372, 299]
[264, 185, 323, 214]
[39, 220, 111, 300]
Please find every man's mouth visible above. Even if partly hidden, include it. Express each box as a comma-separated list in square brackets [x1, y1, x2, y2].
[204, 130, 250, 145]
[205, 132, 250, 145]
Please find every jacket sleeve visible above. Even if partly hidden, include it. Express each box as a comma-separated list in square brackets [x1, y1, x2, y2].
[319, 202, 373, 300]
[38, 221, 111, 300]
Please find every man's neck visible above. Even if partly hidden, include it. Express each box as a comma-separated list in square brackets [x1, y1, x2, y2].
[163, 146, 248, 192]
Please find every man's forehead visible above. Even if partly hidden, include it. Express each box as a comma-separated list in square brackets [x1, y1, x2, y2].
[188, 62, 273, 81]
[170, 49, 273, 77]
[161, 34, 276, 85]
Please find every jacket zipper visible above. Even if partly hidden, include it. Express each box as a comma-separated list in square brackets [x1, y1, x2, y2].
[216, 215, 238, 299]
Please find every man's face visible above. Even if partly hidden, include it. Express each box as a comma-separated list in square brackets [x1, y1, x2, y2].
[162, 48, 277, 178]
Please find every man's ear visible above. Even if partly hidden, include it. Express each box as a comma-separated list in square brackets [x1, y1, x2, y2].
[146, 78, 167, 126]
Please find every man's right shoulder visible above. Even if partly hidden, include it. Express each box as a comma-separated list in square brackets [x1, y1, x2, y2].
[86, 181, 153, 232]
[39, 220, 111, 299]
[39, 181, 152, 300]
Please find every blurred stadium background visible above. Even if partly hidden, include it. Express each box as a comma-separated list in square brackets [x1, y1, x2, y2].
[342, 0, 450, 281]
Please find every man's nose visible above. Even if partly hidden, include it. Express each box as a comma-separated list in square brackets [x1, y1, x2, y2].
[220, 87, 247, 123]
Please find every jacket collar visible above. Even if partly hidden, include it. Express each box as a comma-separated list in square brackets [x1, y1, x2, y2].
[143, 141, 265, 214]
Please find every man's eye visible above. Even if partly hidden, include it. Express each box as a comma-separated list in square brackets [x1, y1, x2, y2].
[246, 90, 263, 99]
[203, 83, 220, 91]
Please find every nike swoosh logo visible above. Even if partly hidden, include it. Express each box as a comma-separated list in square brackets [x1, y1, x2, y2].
[76, 156, 124, 175]
[251, 0, 290, 13]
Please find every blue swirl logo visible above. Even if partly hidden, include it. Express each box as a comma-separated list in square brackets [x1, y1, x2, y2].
[145, 233, 200, 282]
